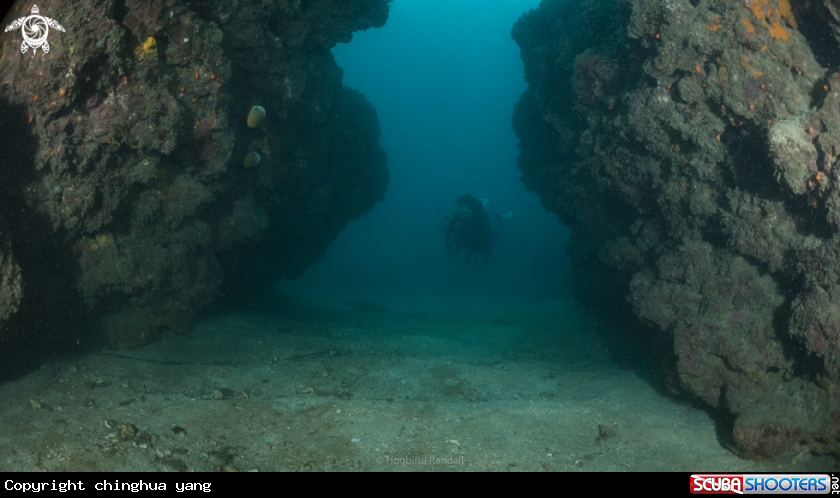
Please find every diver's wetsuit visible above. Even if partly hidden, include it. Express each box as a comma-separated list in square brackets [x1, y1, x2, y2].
[445, 194, 495, 266]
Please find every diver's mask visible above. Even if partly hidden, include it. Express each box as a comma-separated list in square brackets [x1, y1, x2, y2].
[457, 205, 473, 221]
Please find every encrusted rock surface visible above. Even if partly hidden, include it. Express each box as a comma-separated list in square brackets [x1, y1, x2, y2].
[513, 0, 840, 460]
[0, 0, 389, 372]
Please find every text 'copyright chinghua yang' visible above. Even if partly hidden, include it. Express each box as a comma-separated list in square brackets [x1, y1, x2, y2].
[5, 480, 211, 493]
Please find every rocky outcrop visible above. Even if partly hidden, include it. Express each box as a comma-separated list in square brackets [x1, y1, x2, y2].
[0, 0, 389, 373]
[513, 0, 840, 460]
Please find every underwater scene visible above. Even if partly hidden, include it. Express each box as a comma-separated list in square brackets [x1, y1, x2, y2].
[0, 0, 838, 472]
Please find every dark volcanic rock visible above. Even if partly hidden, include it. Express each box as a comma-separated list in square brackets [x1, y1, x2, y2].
[0, 0, 389, 370]
[513, 0, 840, 460]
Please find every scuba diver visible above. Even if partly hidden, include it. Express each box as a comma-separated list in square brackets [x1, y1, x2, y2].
[443, 194, 506, 267]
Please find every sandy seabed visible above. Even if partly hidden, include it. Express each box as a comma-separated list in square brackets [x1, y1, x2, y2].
[0, 291, 834, 472]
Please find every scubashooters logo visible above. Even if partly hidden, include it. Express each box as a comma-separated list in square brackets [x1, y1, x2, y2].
[690, 474, 830, 494]
[4, 5, 65, 54]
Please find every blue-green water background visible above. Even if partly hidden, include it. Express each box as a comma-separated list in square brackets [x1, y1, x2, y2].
[284, 0, 570, 300]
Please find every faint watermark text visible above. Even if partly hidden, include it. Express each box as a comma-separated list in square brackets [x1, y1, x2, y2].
[377, 455, 464, 466]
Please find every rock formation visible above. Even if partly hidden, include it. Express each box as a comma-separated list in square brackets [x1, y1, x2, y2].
[0, 0, 389, 375]
[513, 0, 840, 459]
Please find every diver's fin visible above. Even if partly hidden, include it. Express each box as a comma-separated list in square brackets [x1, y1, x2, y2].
[493, 211, 513, 223]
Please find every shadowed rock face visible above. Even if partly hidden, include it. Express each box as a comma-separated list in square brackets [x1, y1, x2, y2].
[0, 0, 389, 373]
[513, 0, 840, 460]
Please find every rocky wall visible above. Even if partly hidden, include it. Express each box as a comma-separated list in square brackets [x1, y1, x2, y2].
[0, 0, 389, 374]
[513, 0, 840, 460]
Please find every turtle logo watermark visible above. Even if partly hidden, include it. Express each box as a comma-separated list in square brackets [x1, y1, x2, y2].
[4, 5, 65, 54]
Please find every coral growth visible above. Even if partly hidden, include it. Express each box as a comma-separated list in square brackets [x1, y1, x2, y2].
[134, 36, 157, 59]
[747, 0, 797, 41]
